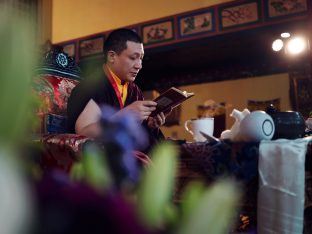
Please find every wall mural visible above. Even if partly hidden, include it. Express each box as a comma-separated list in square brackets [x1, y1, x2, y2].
[178, 9, 215, 38]
[266, 0, 308, 19]
[142, 20, 174, 45]
[56, 0, 309, 62]
[219, 1, 260, 29]
[79, 35, 105, 59]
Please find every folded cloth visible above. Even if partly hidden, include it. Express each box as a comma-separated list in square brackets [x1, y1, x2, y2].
[257, 137, 312, 234]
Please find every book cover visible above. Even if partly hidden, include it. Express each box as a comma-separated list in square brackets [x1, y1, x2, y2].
[150, 87, 194, 117]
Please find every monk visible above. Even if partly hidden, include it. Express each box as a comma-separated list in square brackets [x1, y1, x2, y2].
[67, 28, 168, 153]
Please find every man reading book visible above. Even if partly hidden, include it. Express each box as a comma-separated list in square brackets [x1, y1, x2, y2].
[67, 28, 169, 153]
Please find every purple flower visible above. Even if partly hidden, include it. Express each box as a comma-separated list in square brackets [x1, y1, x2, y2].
[96, 105, 149, 187]
[34, 172, 150, 234]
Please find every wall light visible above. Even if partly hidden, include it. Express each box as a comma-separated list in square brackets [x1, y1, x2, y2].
[286, 37, 307, 55]
[272, 32, 309, 57]
[272, 39, 284, 52]
[281, 32, 290, 38]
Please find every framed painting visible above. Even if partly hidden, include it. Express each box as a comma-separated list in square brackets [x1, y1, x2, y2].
[141, 19, 174, 45]
[219, 0, 261, 30]
[290, 74, 312, 118]
[264, 0, 308, 20]
[178, 9, 215, 38]
[79, 35, 105, 59]
[247, 98, 281, 111]
[61, 42, 76, 58]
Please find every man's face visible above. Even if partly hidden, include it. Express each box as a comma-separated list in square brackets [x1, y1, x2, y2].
[109, 41, 144, 83]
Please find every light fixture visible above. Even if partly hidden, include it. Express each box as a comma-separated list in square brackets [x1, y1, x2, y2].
[286, 37, 307, 55]
[271, 31, 309, 57]
[281, 32, 290, 38]
[272, 39, 284, 52]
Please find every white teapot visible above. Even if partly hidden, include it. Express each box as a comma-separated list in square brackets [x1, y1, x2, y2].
[221, 109, 275, 142]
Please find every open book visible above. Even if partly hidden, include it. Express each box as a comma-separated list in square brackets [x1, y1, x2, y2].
[150, 87, 194, 117]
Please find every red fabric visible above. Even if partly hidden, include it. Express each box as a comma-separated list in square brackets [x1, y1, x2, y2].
[34, 134, 153, 173]
[32, 75, 79, 134]
[39, 75, 79, 115]
[35, 134, 90, 172]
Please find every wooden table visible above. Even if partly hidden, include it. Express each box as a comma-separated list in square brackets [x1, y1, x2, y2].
[175, 139, 312, 233]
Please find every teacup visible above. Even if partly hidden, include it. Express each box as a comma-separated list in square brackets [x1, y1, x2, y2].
[184, 117, 214, 142]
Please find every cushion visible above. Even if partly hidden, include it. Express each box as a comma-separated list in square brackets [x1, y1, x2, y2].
[33, 49, 81, 134]
[33, 75, 79, 115]
[32, 75, 79, 133]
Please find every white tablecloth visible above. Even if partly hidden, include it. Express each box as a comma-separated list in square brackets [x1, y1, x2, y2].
[257, 137, 312, 234]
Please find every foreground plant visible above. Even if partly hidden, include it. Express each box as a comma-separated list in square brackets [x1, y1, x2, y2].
[0, 5, 38, 234]
[67, 108, 241, 233]
[137, 143, 241, 234]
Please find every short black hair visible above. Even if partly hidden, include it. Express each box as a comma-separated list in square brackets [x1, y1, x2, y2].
[103, 28, 142, 62]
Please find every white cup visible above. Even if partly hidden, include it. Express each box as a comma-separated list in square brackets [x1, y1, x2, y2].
[240, 111, 275, 142]
[184, 117, 214, 142]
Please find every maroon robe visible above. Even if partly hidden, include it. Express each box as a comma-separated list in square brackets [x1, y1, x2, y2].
[67, 67, 164, 152]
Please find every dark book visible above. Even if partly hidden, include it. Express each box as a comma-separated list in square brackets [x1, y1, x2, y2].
[150, 87, 194, 117]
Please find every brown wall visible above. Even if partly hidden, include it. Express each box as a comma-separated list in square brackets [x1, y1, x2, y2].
[149, 73, 291, 141]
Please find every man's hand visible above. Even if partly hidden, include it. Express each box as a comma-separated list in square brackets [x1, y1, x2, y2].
[147, 112, 166, 129]
[116, 100, 157, 121]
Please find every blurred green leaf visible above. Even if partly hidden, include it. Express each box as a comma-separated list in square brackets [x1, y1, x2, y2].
[177, 179, 241, 234]
[81, 143, 112, 192]
[137, 142, 178, 228]
[163, 203, 179, 230]
[0, 147, 33, 234]
[70, 162, 84, 182]
[180, 181, 206, 221]
[0, 9, 37, 146]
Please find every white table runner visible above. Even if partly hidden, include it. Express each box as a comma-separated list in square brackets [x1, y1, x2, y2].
[257, 137, 312, 234]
